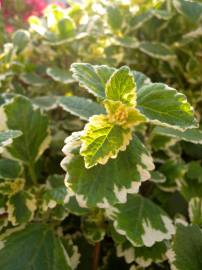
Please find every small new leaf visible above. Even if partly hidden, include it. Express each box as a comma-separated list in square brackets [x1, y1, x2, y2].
[80, 115, 132, 168]
[104, 100, 147, 128]
[106, 66, 136, 106]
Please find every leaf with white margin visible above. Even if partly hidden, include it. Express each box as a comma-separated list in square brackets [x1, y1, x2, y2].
[62, 235, 81, 270]
[117, 240, 167, 267]
[7, 190, 37, 225]
[132, 71, 151, 92]
[0, 95, 50, 163]
[0, 130, 22, 150]
[47, 67, 75, 84]
[0, 223, 72, 270]
[107, 194, 175, 247]
[80, 115, 132, 168]
[59, 96, 105, 121]
[167, 224, 202, 270]
[70, 63, 115, 98]
[106, 66, 136, 106]
[81, 213, 106, 243]
[173, 0, 202, 23]
[0, 179, 25, 196]
[71, 62, 150, 99]
[153, 126, 202, 144]
[138, 42, 176, 61]
[188, 197, 202, 226]
[0, 159, 21, 179]
[61, 135, 154, 208]
[137, 83, 197, 130]
[32, 96, 59, 111]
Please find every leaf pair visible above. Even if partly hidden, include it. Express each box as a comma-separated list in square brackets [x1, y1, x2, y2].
[70, 63, 197, 169]
[78, 66, 146, 168]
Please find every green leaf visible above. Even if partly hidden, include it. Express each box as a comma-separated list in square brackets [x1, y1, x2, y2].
[113, 36, 139, 49]
[20, 73, 47, 87]
[12, 30, 30, 52]
[107, 5, 123, 31]
[168, 224, 202, 270]
[0, 223, 72, 270]
[1, 95, 50, 163]
[106, 66, 136, 106]
[153, 126, 202, 144]
[7, 190, 37, 225]
[42, 175, 68, 210]
[57, 17, 75, 39]
[139, 42, 176, 61]
[61, 135, 154, 207]
[188, 197, 202, 226]
[173, 0, 202, 23]
[32, 96, 59, 111]
[132, 71, 151, 91]
[59, 96, 105, 121]
[47, 67, 75, 84]
[0, 130, 22, 147]
[80, 115, 132, 168]
[0, 159, 21, 179]
[70, 63, 115, 98]
[108, 194, 174, 247]
[137, 83, 197, 130]
[117, 240, 167, 267]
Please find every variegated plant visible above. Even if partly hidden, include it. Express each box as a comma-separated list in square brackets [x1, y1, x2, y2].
[0, 0, 202, 269]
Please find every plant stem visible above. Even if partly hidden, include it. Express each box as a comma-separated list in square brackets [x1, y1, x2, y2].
[28, 162, 37, 185]
[92, 242, 101, 270]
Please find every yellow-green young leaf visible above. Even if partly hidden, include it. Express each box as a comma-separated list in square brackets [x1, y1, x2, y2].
[80, 115, 132, 168]
[106, 66, 136, 106]
[7, 190, 37, 225]
[0, 224, 72, 270]
[104, 100, 147, 128]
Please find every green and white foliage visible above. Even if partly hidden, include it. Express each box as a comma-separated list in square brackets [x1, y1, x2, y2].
[62, 134, 154, 208]
[0, 95, 50, 163]
[7, 190, 37, 225]
[106, 194, 175, 247]
[167, 224, 202, 270]
[70, 63, 196, 168]
[116, 240, 167, 267]
[0, 224, 73, 270]
[0, 0, 202, 268]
